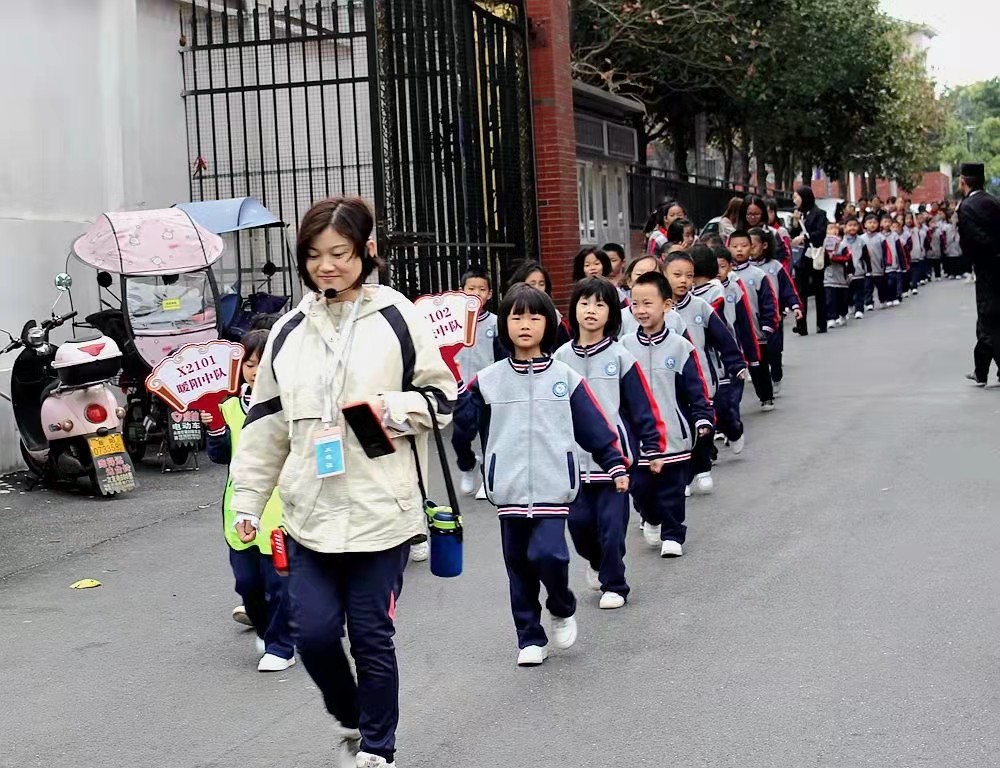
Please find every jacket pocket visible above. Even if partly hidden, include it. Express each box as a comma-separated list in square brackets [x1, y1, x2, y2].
[487, 453, 497, 491]
[675, 408, 689, 440]
[566, 452, 576, 489]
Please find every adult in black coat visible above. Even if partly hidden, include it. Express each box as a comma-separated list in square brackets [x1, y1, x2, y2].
[789, 186, 829, 334]
[957, 163, 1000, 384]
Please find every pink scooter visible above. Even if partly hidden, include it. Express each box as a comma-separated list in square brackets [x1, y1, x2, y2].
[0, 275, 135, 495]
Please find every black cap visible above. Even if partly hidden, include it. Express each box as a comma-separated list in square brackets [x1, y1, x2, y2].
[960, 162, 985, 180]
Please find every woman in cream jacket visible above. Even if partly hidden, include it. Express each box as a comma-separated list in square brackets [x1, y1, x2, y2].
[230, 196, 456, 768]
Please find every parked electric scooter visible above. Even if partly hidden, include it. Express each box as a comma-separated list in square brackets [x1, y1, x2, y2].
[0, 274, 135, 496]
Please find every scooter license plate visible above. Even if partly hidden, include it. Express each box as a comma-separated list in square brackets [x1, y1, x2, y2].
[88, 434, 126, 458]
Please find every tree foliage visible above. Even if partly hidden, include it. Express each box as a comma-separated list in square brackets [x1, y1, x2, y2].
[939, 79, 1000, 194]
[570, 0, 944, 190]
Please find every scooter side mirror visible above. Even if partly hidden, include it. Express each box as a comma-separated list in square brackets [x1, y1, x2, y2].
[97, 271, 113, 289]
[54, 273, 73, 291]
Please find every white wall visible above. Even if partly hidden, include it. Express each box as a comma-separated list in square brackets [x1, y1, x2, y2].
[0, 0, 188, 473]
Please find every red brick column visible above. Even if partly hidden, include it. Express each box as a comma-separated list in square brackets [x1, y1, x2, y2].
[526, 0, 578, 310]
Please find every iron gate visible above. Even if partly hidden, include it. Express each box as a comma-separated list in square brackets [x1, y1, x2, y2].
[180, 0, 537, 302]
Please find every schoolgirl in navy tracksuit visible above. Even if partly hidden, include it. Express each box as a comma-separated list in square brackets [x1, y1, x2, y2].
[553, 277, 666, 609]
[622, 271, 714, 558]
[462, 285, 628, 667]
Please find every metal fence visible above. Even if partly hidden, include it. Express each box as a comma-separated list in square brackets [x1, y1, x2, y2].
[180, 0, 536, 304]
[628, 166, 795, 231]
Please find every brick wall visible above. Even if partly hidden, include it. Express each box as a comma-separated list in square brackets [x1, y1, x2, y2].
[526, 0, 578, 310]
[908, 171, 951, 204]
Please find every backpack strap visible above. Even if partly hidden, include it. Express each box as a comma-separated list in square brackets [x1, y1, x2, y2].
[377, 306, 460, 516]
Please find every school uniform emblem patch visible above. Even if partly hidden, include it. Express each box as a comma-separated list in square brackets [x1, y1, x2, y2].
[726, 294, 736, 303]
[604, 361, 618, 376]
[486, 327, 496, 338]
[665, 357, 676, 369]
[552, 381, 569, 397]
[748, 279, 755, 286]
[695, 315, 703, 324]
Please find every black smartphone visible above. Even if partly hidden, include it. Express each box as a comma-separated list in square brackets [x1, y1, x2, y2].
[342, 402, 396, 458]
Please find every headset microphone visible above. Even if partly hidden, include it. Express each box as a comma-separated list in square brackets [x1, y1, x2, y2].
[323, 288, 338, 300]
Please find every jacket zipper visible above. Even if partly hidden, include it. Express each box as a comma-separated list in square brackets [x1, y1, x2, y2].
[583, 349, 591, 482]
[527, 361, 534, 517]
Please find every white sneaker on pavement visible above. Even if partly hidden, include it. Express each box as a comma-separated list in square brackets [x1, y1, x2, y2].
[642, 521, 661, 547]
[599, 592, 626, 610]
[475, 483, 487, 500]
[660, 540, 683, 558]
[761, 400, 775, 412]
[255, 636, 266, 655]
[258, 653, 296, 672]
[517, 645, 548, 666]
[409, 541, 429, 562]
[731, 435, 745, 455]
[772, 380, 782, 396]
[334, 728, 363, 768]
[585, 567, 601, 591]
[459, 462, 477, 495]
[550, 614, 578, 649]
[356, 752, 395, 768]
[854, 311, 864, 320]
[233, 605, 253, 627]
[694, 472, 714, 494]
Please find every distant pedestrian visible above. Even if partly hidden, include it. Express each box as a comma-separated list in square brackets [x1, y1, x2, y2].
[789, 186, 829, 334]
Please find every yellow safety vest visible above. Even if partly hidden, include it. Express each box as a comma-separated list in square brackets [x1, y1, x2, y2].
[221, 396, 283, 554]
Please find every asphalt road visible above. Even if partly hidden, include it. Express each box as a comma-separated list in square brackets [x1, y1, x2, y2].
[2, 279, 998, 768]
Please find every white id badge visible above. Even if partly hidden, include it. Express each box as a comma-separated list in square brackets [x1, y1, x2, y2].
[314, 426, 346, 478]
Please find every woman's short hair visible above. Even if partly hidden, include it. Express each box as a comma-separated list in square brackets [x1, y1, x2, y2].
[296, 196, 382, 293]
[568, 277, 622, 341]
[572, 247, 612, 281]
[496, 284, 559, 354]
[508, 260, 553, 295]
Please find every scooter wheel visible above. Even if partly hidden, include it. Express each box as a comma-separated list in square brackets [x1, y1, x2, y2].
[168, 447, 190, 467]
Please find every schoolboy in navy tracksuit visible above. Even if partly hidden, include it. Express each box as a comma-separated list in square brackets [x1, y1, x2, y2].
[729, 230, 779, 410]
[664, 249, 746, 494]
[699, 245, 760, 452]
[749, 227, 801, 394]
[451, 266, 499, 497]
[463, 285, 628, 667]
[622, 271, 714, 559]
[862, 214, 892, 309]
[839, 217, 872, 319]
[553, 277, 666, 609]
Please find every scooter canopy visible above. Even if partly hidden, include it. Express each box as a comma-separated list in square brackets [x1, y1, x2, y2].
[173, 197, 284, 235]
[71, 208, 224, 275]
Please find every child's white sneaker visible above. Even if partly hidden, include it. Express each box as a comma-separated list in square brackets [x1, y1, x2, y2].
[333, 727, 362, 768]
[409, 541, 429, 562]
[694, 472, 714, 494]
[760, 400, 775, 411]
[865, 303, 875, 311]
[731, 435, 745, 455]
[772, 380, 782, 396]
[599, 592, 626, 609]
[642, 522, 661, 547]
[258, 653, 296, 672]
[912, 287, 919, 295]
[356, 752, 395, 768]
[459, 462, 477, 495]
[517, 645, 548, 667]
[233, 605, 253, 626]
[660, 540, 683, 558]
[475, 483, 487, 500]
[255, 636, 266, 655]
[585, 567, 601, 591]
[550, 614, 578, 649]
[854, 311, 864, 320]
